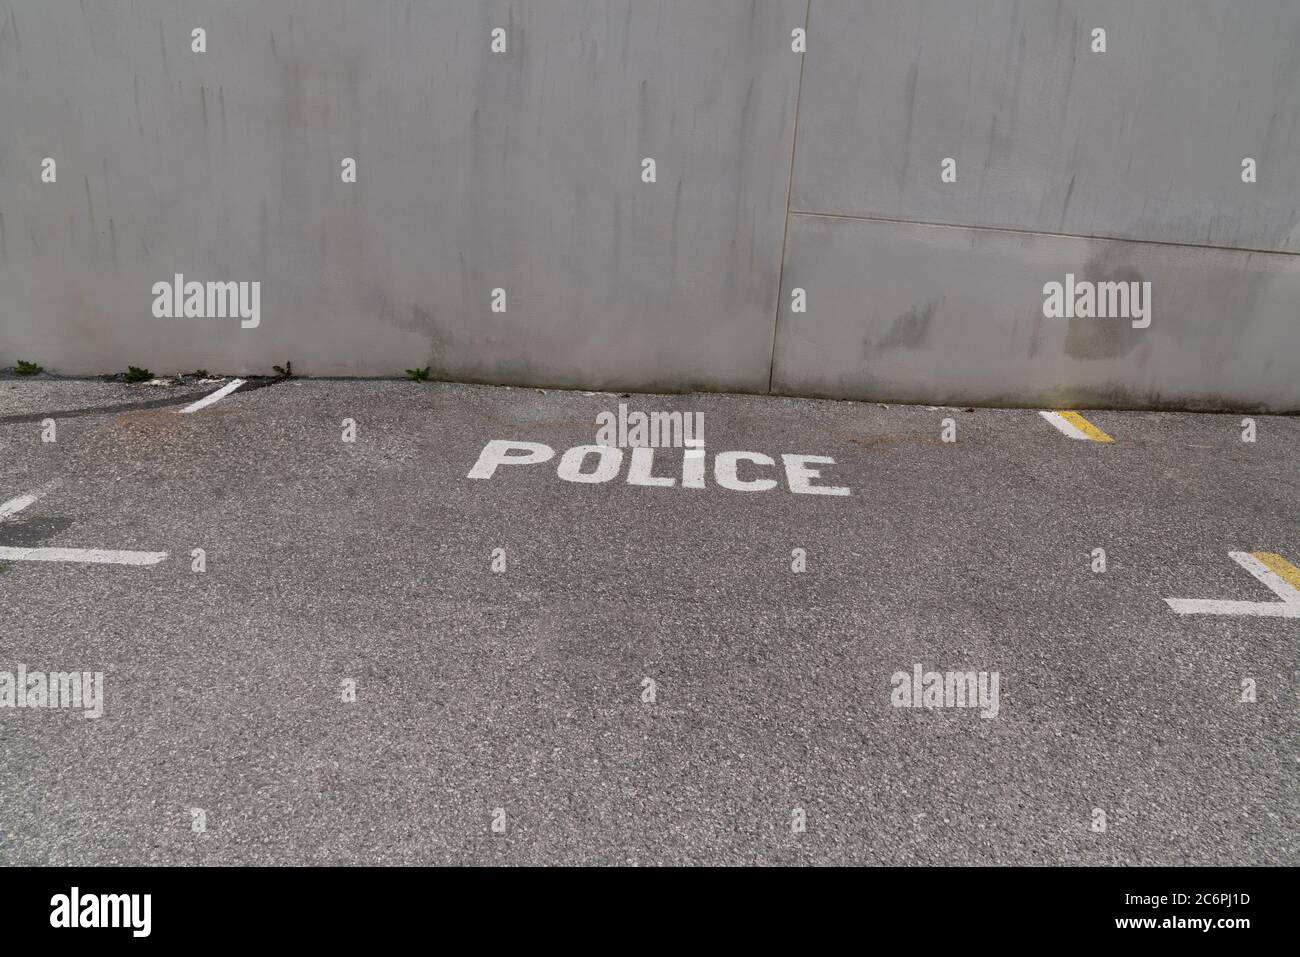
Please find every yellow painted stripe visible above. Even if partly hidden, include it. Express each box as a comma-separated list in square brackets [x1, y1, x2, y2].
[1251, 552, 1300, 591]
[1057, 410, 1114, 443]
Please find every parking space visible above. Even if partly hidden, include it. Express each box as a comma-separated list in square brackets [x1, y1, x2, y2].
[0, 380, 1296, 864]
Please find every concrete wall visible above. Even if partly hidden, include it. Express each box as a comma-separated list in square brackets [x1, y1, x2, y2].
[773, 0, 1300, 411]
[0, 0, 803, 392]
[1, 1, 1297, 409]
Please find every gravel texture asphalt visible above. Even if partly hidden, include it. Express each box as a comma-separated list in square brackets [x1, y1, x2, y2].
[0, 377, 1296, 864]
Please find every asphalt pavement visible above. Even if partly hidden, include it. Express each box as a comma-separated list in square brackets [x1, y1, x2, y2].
[1, 375, 1296, 864]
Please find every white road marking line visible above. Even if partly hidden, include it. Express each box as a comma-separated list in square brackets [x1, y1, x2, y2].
[0, 480, 64, 520]
[1165, 551, 1300, 618]
[1165, 599, 1298, 618]
[0, 546, 168, 566]
[1038, 410, 1092, 441]
[178, 378, 245, 414]
[1220, 552, 1300, 602]
[0, 493, 40, 520]
[1, 484, 166, 567]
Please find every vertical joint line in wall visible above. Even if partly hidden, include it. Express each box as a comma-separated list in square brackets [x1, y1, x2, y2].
[767, 0, 812, 394]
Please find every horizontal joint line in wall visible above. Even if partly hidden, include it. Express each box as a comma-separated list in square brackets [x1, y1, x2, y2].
[786, 210, 1300, 259]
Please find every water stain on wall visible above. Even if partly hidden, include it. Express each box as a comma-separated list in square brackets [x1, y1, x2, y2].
[877, 300, 938, 351]
[1063, 248, 1146, 361]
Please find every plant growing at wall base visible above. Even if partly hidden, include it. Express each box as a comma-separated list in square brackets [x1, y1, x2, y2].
[273, 361, 293, 377]
[15, 360, 44, 375]
[123, 366, 153, 383]
[406, 366, 431, 382]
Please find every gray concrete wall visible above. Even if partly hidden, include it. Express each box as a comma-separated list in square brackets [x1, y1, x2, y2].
[0, 0, 803, 391]
[773, 0, 1300, 411]
[1, 1, 1297, 409]
[773, 213, 1300, 409]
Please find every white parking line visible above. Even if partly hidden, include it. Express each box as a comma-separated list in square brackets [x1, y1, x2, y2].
[1039, 411, 1090, 440]
[1, 486, 168, 567]
[179, 378, 246, 414]
[0, 493, 40, 520]
[1165, 551, 1300, 618]
[0, 546, 168, 566]
[1038, 410, 1113, 442]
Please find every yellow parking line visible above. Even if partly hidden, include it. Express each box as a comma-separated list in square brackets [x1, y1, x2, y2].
[1056, 410, 1114, 443]
[1251, 552, 1300, 591]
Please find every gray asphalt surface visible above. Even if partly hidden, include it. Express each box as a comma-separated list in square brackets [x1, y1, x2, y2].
[0, 378, 1296, 865]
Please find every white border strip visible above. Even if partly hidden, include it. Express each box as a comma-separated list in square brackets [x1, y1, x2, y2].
[179, 378, 245, 414]
[0, 546, 168, 566]
[1038, 410, 1091, 441]
[0, 493, 39, 520]
[1165, 597, 1300, 618]
[1232, 551, 1300, 603]
[1165, 551, 1300, 617]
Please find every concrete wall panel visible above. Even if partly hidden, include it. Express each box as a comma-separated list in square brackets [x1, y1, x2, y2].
[792, 0, 1300, 252]
[772, 213, 1300, 411]
[0, 0, 803, 386]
